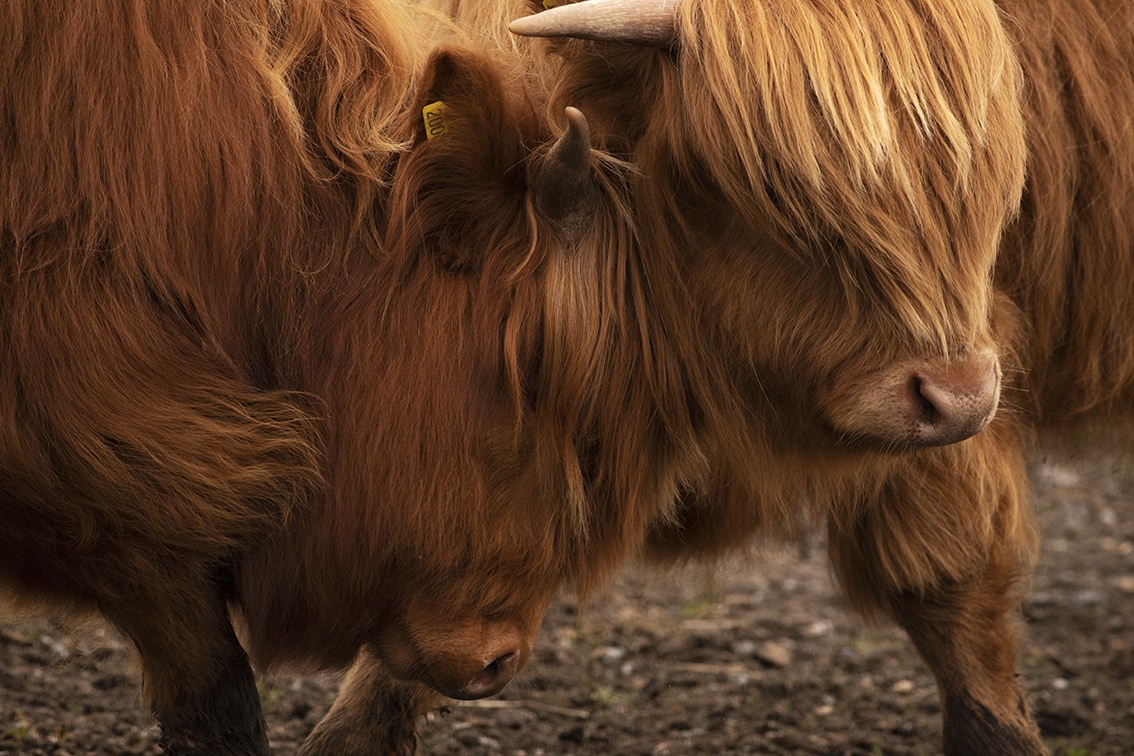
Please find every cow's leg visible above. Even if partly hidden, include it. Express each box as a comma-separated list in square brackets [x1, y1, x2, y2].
[299, 646, 439, 756]
[827, 440, 1045, 755]
[101, 575, 270, 756]
[888, 573, 1043, 755]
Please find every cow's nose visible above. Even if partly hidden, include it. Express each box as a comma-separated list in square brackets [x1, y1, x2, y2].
[905, 348, 1000, 446]
[443, 651, 520, 700]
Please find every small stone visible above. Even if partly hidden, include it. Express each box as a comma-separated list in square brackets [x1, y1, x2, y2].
[804, 620, 833, 638]
[1113, 575, 1134, 594]
[754, 640, 793, 669]
[731, 639, 757, 656]
[596, 646, 626, 664]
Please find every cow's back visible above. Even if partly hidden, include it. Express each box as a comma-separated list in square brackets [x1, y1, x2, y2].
[0, 0, 335, 608]
[996, 0, 1134, 421]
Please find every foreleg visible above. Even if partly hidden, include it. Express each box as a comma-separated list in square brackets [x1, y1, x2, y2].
[827, 438, 1044, 754]
[299, 646, 440, 756]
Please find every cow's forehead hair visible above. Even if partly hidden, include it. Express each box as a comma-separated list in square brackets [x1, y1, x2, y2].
[670, 0, 1027, 345]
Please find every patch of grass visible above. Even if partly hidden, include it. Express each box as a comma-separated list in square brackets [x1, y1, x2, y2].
[256, 680, 280, 706]
[1049, 740, 1092, 756]
[588, 685, 617, 708]
[3, 715, 30, 747]
[678, 599, 713, 620]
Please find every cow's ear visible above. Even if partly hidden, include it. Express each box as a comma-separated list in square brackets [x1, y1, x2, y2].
[412, 49, 507, 148]
[389, 48, 531, 274]
[413, 50, 599, 243]
[409, 47, 536, 175]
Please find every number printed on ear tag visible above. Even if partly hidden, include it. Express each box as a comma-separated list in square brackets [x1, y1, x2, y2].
[422, 101, 449, 140]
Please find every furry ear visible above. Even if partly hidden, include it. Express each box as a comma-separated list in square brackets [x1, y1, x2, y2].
[388, 47, 532, 274]
[410, 49, 519, 149]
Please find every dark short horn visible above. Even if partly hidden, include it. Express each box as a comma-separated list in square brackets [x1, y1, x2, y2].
[535, 107, 595, 237]
[509, 0, 680, 48]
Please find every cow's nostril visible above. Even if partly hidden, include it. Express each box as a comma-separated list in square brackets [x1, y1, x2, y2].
[906, 353, 1000, 446]
[477, 651, 518, 689]
[910, 375, 943, 426]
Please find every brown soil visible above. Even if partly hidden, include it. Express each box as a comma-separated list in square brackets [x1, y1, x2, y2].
[2, 445, 1132, 755]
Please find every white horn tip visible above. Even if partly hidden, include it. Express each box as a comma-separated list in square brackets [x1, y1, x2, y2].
[564, 106, 587, 129]
[508, 16, 541, 37]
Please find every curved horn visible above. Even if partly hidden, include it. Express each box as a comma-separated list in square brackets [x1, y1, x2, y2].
[535, 107, 595, 236]
[509, 0, 680, 48]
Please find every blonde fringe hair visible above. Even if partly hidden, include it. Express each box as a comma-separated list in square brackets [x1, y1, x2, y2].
[672, 0, 1027, 352]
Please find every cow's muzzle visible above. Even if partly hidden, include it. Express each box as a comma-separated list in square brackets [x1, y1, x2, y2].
[825, 346, 1001, 449]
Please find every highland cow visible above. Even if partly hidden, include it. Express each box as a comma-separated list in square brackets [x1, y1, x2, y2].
[308, 0, 1134, 753]
[0, 1, 638, 753]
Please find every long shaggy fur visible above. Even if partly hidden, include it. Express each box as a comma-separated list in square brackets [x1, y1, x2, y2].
[0, 0, 394, 697]
[995, 0, 1134, 418]
[3, 0, 716, 750]
[422, 0, 1134, 752]
[0, 0, 600, 749]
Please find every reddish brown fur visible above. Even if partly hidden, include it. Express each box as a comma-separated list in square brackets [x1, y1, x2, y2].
[0, 0, 363, 713]
[384, 1, 1134, 753]
[9, 1, 1132, 753]
[995, 0, 1134, 418]
[0, 1, 630, 753]
[237, 46, 616, 679]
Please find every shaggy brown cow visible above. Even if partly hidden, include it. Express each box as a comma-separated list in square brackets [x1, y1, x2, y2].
[303, 0, 1133, 753]
[0, 2, 630, 753]
[296, 47, 690, 756]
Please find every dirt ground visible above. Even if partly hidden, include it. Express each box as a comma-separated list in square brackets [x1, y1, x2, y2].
[2, 443, 1132, 755]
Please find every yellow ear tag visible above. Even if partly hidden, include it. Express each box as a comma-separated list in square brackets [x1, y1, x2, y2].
[542, 1, 558, 7]
[422, 100, 449, 140]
